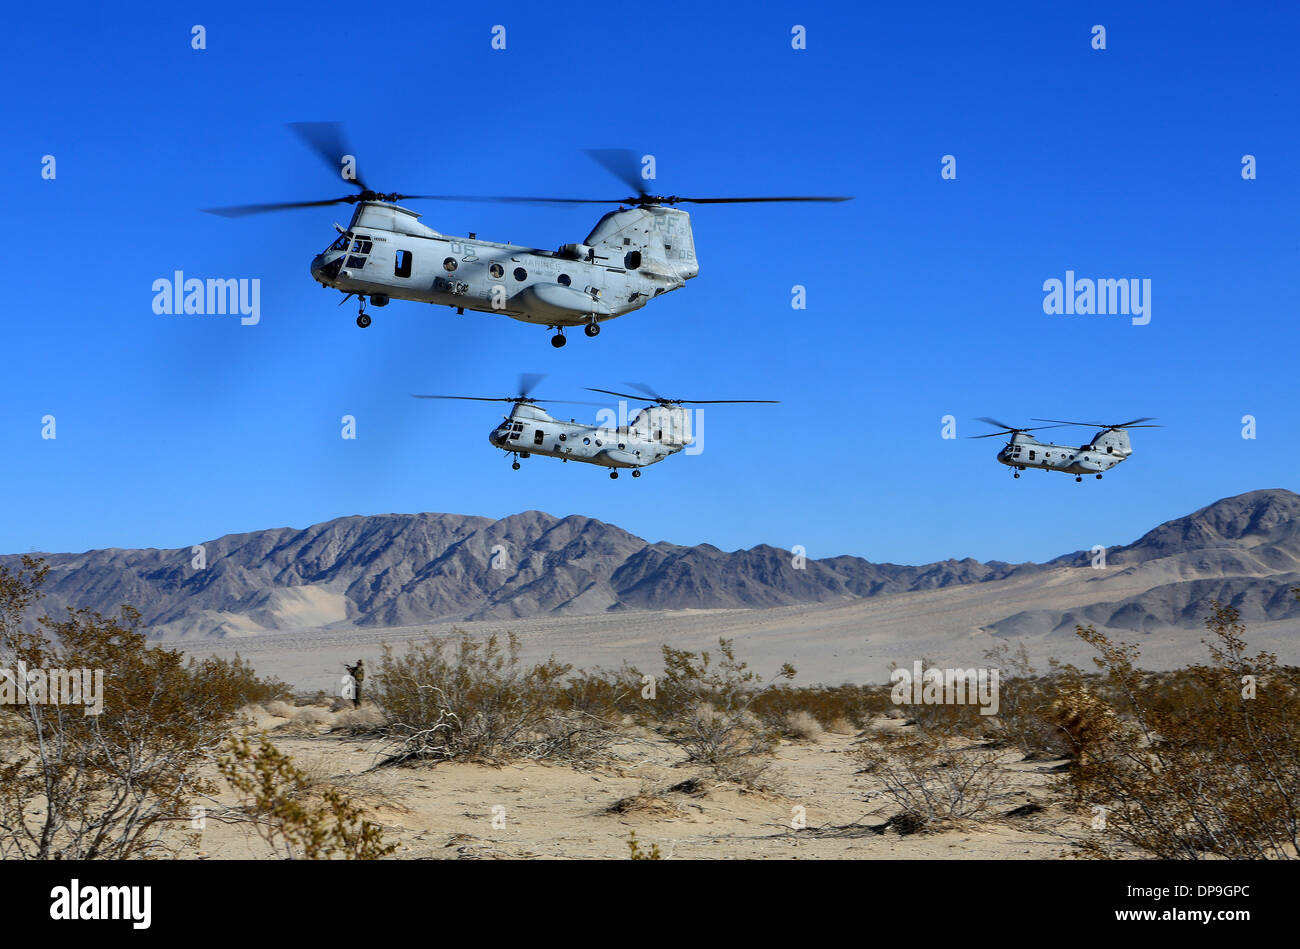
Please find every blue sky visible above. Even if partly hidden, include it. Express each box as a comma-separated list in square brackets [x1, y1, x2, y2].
[5, 1, 1298, 566]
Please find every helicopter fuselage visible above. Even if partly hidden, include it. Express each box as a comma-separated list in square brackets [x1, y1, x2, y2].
[996, 429, 1133, 476]
[310, 201, 698, 331]
[489, 402, 694, 471]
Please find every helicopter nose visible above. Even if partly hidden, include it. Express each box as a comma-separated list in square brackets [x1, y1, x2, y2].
[310, 255, 325, 281]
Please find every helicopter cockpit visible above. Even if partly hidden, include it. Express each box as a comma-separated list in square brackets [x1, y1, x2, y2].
[311, 233, 352, 284]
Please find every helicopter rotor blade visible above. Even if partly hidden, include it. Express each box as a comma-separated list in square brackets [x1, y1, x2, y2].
[393, 194, 629, 205]
[584, 149, 649, 197]
[412, 395, 516, 402]
[389, 193, 852, 207]
[584, 387, 777, 405]
[411, 394, 605, 406]
[1031, 417, 1161, 429]
[287, 121, 367, 191]
[202, 196, 359, 218]
[974, 417, 1023, 431]
[585, 386, 651, 402]
[675, 195, 853, 204]
[971, 417, 1071, 438]
[624, 381, 666, 402]
[517, 373, 546, 401]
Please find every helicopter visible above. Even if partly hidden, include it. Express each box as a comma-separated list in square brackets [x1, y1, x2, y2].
[205, 124, 851, 347]
[971, 416, 1160, 481]
[412, 376, 777, 478]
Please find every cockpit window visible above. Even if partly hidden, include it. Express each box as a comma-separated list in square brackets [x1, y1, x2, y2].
[328, 234, 349, 252]
[351, 238, 373, 254]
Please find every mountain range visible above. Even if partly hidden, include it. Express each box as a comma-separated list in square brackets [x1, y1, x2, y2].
[5, 488, 1300, 640]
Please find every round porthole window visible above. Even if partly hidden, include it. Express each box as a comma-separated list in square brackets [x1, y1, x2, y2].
[583, 437, 591, 445]
[559, 433, 567, 441]
[514, 267, 528, 281]
[443, 257, 457, 272]
[617, 443, 625, 450]
[557, 273, 571, 286]
[489, 263, 504, 278]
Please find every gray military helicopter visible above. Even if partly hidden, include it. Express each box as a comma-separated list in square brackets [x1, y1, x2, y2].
[206, 124, 850, 347]
[413, 376, 777, 478]
[972, 416, 1160, 481]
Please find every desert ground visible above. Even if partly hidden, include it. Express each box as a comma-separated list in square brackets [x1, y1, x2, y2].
[183, 703, 1083, 860]
[159, 565, 1297, 860]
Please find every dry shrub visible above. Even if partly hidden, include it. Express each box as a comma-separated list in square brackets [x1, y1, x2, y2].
[0, 556, 285, 859]
[1044, 684, 1122, 767]
[854, 733, 1013, 832]
[607, 780, 684, 817]
[982, 642, 1078, 759]
[265, 700, 296, 719]
[826, 716, 859, 735]
[218, 735, 393, 859]
[782, 710, 824, 742]
[750, 683, 886, 731]
[1066, 602, 1300, 859]
[885, 657, 991, 740]
[332, 704, 383, 732]
[369, 630, 619, 767]
[650, 639, 795, 787]
[293, 706, 332, 726]
[186, 653, 293, 707]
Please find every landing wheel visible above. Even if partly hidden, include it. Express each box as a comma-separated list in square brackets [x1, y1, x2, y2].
[1013, 472, 1020, 478]
[550, 332, 567, 348]
[609, 470, 618, 479]
[512, 461, 520, 470]
[1076, 476, 1083, 482]
[1096, 474, 1103, 480]
[584, 322, 600, 338]
[356, 313, 371, 328]
[632, 469, 641, 478]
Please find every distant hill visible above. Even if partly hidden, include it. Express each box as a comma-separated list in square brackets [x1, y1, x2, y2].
[5, 489, 1300, 640]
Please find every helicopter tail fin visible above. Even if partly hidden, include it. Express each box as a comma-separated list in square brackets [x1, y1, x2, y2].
[583, 206, 698, 281]
[1090, 428, 1133, 456]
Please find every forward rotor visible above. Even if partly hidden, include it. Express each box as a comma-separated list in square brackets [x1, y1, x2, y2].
[969, 417, 1070, 440]
[413, 373, 604, 407]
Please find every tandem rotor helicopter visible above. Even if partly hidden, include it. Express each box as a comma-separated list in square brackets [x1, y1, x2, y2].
[413, 375, 777, 479]
[205, 123, 851, 347]
[971, 416, 1160, 481]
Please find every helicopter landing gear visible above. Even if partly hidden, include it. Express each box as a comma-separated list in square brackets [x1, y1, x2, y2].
[356, 313, 371, 328]
[512, 461, 520, 470]
[1096, 474, 1103, 480]
[632, 469, 641, 478]
[550, 330, 567, 348]
[1076, 476, 1083, 482]
[1013, 471, 1020, 478]
[609, 470, 618, 479]
[584, 321, 600, 338]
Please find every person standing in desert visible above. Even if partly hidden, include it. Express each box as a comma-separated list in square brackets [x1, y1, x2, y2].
[345, 659, 365, 708]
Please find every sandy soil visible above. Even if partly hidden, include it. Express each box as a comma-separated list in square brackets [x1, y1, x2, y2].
[183, 705, 1086, 860]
